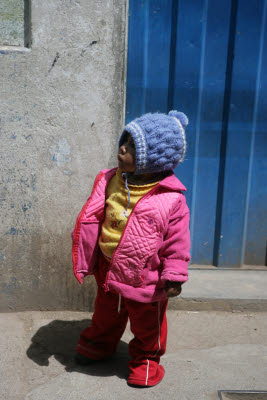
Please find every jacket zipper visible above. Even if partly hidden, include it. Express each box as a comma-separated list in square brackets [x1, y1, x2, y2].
[103, 183, 160, 292]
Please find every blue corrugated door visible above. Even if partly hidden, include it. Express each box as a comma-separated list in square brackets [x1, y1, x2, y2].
[126, 0, 267, 267]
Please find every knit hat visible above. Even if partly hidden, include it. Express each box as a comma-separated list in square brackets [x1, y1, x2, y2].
[119, 110, 188, 175]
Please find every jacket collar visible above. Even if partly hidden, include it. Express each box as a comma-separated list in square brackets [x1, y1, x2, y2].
[101, 168, 186, 192]
[158, 171, 187, 192]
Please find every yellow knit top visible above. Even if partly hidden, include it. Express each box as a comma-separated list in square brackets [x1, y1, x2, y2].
[98, 168, 159, 260]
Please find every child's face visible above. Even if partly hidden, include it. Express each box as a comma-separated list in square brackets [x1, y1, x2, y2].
[118, 132, 136, 173]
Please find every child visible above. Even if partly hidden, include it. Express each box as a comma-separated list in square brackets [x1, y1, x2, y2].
[72, 110, 191, 387]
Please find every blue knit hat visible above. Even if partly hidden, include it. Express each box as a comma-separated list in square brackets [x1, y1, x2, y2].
[119, 110, 188, 174]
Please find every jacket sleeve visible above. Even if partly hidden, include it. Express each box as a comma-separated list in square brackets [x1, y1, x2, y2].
[159, 194, 191, 284]
[71, 171, 105, 283]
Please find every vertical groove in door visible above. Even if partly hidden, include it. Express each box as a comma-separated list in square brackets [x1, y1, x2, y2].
[142, 0, 150, 114]
[213, 0, 238, 266]
[190, 0, 209, 257]
[167, 0, 179, 111]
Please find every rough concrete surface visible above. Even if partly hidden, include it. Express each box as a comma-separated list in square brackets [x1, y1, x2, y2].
[1, 310, 267, 400]
[170, 268, 267, 312]
[0, 0, 127, 311]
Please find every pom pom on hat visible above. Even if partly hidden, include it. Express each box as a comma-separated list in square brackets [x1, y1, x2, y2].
[168, 110, 189, 128]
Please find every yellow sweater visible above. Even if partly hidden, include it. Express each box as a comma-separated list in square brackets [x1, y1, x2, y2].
[98, 169, 159, 259]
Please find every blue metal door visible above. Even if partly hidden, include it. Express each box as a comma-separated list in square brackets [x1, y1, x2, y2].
[126, 0, 267, 267]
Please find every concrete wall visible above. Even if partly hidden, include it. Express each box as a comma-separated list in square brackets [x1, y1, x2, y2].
[0, 0, 128, 311]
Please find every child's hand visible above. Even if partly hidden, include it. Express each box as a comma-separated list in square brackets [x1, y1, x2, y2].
[165, 281, 182, 298]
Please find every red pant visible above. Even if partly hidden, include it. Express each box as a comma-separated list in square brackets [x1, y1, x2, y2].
[77, 254, 168, 386]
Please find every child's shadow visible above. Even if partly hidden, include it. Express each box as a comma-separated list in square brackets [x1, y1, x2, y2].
[26, 319, 130, 380]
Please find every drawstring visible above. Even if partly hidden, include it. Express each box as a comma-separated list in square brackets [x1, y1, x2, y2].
[117, 172, 129, 313]
[118, 294, 121, 313]
[122, 172, 131, 211]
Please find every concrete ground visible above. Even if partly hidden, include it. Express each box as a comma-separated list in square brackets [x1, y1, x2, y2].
[1, 310, 267, 400]
[172, 268, 267, 312]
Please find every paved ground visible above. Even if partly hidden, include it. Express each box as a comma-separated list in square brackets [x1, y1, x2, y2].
[173, 268, 267, 311]
[1, 310, 267, 400]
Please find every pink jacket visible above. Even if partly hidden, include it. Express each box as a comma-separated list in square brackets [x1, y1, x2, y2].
[72, 168, 190, 303]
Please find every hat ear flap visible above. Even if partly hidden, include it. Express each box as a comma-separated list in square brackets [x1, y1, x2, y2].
[168, 110, 189, 128]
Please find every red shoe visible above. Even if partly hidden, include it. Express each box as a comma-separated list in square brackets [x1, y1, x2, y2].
[128, 360, 165, 387]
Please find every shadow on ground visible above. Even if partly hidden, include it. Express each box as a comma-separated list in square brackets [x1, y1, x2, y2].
[26, 319, 130, 380]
